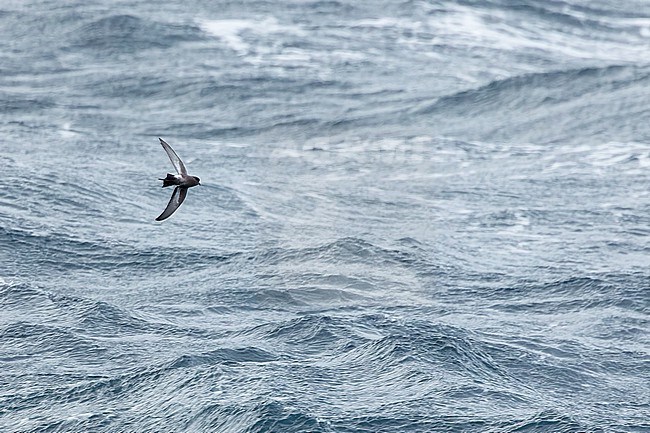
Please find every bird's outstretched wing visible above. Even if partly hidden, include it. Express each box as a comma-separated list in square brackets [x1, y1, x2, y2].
[159, 138, 187, 175]
[156, 186, 188, 221]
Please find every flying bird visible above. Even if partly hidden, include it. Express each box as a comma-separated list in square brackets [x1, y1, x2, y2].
[156, 138, 201, 221]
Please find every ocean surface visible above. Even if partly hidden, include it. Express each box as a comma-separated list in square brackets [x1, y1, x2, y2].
[1, 1, 649, 432]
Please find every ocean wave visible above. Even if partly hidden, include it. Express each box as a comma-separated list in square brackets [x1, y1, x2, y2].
[198, 17, 306, 55]
[167, 347, 278, 369]
[0, 93, 56, 112]
[0, 224, 238, 275]
[415, 64, 648, 116]
[1, 321, 106, 361]
[411, 64, 650, 144]
[483, 275, 649, 314]
[242, 237, 423, 268]
[68, 14, 201, 53]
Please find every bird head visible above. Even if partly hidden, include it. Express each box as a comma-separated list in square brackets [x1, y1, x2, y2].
[193, 176, 201, 185]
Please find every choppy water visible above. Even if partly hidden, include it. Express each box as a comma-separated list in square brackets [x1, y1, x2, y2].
[1, 1, 649, 432]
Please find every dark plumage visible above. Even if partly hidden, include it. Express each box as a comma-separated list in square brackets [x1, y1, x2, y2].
[156, 138, 201, 221]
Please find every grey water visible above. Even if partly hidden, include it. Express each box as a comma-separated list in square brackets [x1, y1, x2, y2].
[1, 1, 649, 432]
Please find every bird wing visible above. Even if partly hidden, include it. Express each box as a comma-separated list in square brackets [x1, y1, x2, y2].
[155, 187, 188, 221]
[159, 138, 187, 175]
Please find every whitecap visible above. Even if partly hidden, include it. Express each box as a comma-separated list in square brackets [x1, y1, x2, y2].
[198, 17, 305, 55]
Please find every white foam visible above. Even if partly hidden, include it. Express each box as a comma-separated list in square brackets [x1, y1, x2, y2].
[198, 19, 254, 53]
[355, 17, 420, 29]
[59, 122, 80, 138]
[198, 17, 305, 55]
[542, 141, 650, 175]
[353, 5, 650, 64]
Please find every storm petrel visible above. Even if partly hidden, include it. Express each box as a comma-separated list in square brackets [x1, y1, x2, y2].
[156, 138, 201, 221]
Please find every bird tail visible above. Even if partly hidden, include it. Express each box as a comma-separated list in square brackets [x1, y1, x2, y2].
[159, 173, 177, 188]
